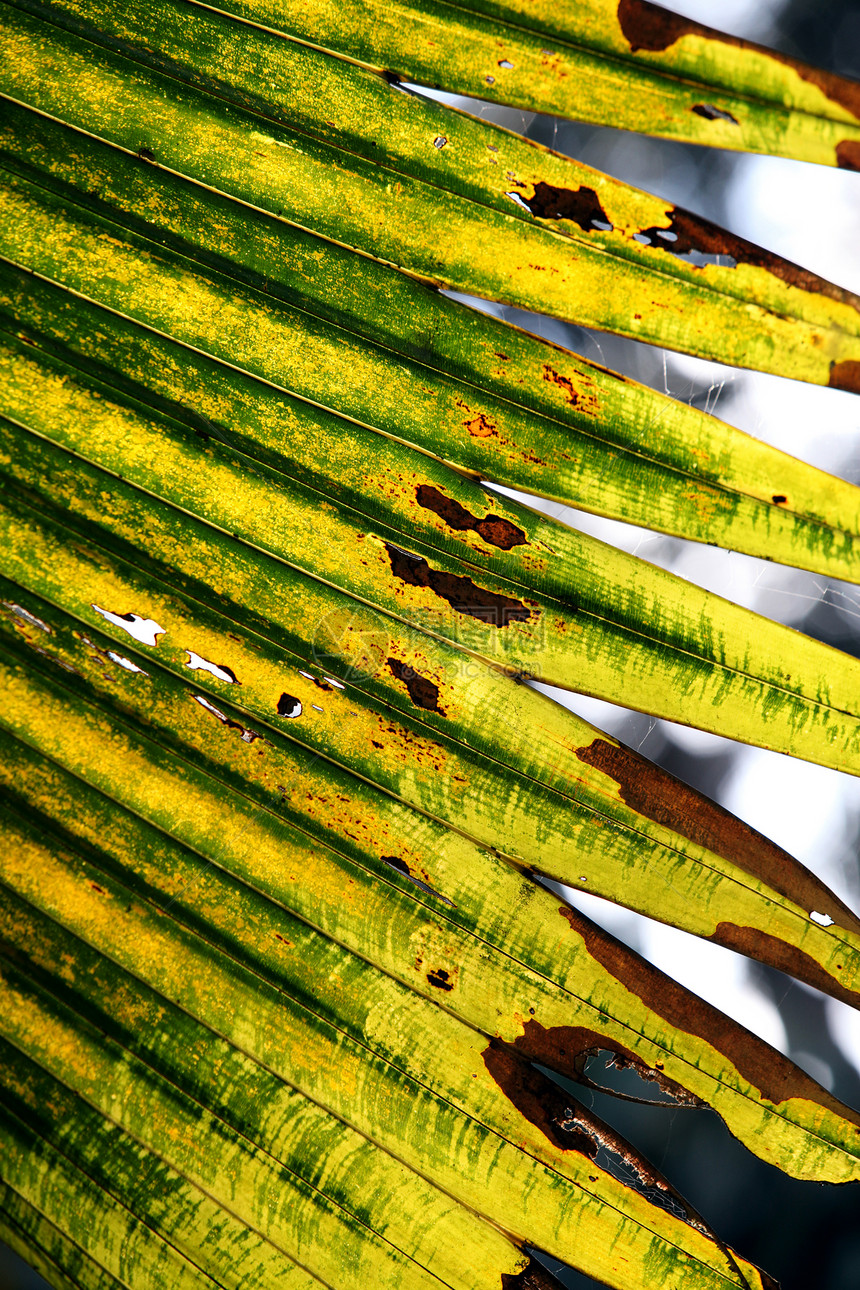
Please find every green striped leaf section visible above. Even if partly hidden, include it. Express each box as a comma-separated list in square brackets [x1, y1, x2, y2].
[0, 148, 858, 580]
[195, 0, 860, 169]
[0, 934, 541, 1290]
[0, 792, 773, 1290]
[1, 605, 859, 1193]
[0, 894, 565, 1290]
[0, 1038, 328, 1289]
[2, 0, 859, 389]
[0, 1041, 340, 1290]
[1, 478, 859, 1020]
[0, 1183, 128, 1290]
[4, 316, 860, 779]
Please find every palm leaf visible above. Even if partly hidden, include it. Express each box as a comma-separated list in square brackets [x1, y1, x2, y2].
[1, 1, 859, 1288]
[3, 0, 860, 390]
[189, 0, 860, 168]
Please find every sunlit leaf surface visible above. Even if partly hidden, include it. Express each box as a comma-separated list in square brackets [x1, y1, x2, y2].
[0, 1, 858, 1288]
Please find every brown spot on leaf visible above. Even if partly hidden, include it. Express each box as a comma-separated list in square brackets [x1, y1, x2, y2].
[617, 0, 860, 120]
[426, 967, 454, 990]
[830, 359, 860, 393]
[539, 366, 602, 419]
[575, 737, 860, 934]
[387, 656, 444, 714]
[524, 181, 611, 231]
[557, 902, 860, 1119]
[380, 855, 454, 906]
[542, 366, 580, 407]
[381, 854, 410, 876]
[416, 484, 527, 550]
[837, 140, 860, 171]
[711, 923, 859, 1009]
[772, 494, 787, 505]
[384, 543, 532, 626]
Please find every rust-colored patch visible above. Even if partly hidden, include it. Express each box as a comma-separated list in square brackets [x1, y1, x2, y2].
[456, 398, 499, 438]
[543, 365, 580, 407]
[416, 484, 527, 550]
[384, 543, 532, 626]
[837, 140, 860, 171]
[575, 737, 860, 935]
[542, 365, 601, 419]
[635, 206, 860, 309]
[524, 181, 611, 232]
[711, 923, 858, 1009]
[386, 656, 444, 714]
[426, 967, 454, 991]
[829, 359, 860, 393]
[557, 902, 860, 1121]
[617, 0, 860, 120]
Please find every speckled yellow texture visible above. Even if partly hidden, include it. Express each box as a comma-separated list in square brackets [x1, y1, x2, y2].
[0, 2, 858, 1287]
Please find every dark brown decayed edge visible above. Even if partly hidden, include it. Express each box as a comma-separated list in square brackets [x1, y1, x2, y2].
[617, 0, 703, 53]
[484, 1038, 703, 1187]
[483, 1039, 601, 1155]
[617, 0, 860, 118]
[575, 738, 860, 935]
[486, 1037, 774, 1290]
[635, 207, 860, 311]
[837, 140, 860, 170]
[507, 1003, 703, 1108]
[830, 359, 860, 392]
[555, 904, 860, 1123]
[710, 923, 859, 1009]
